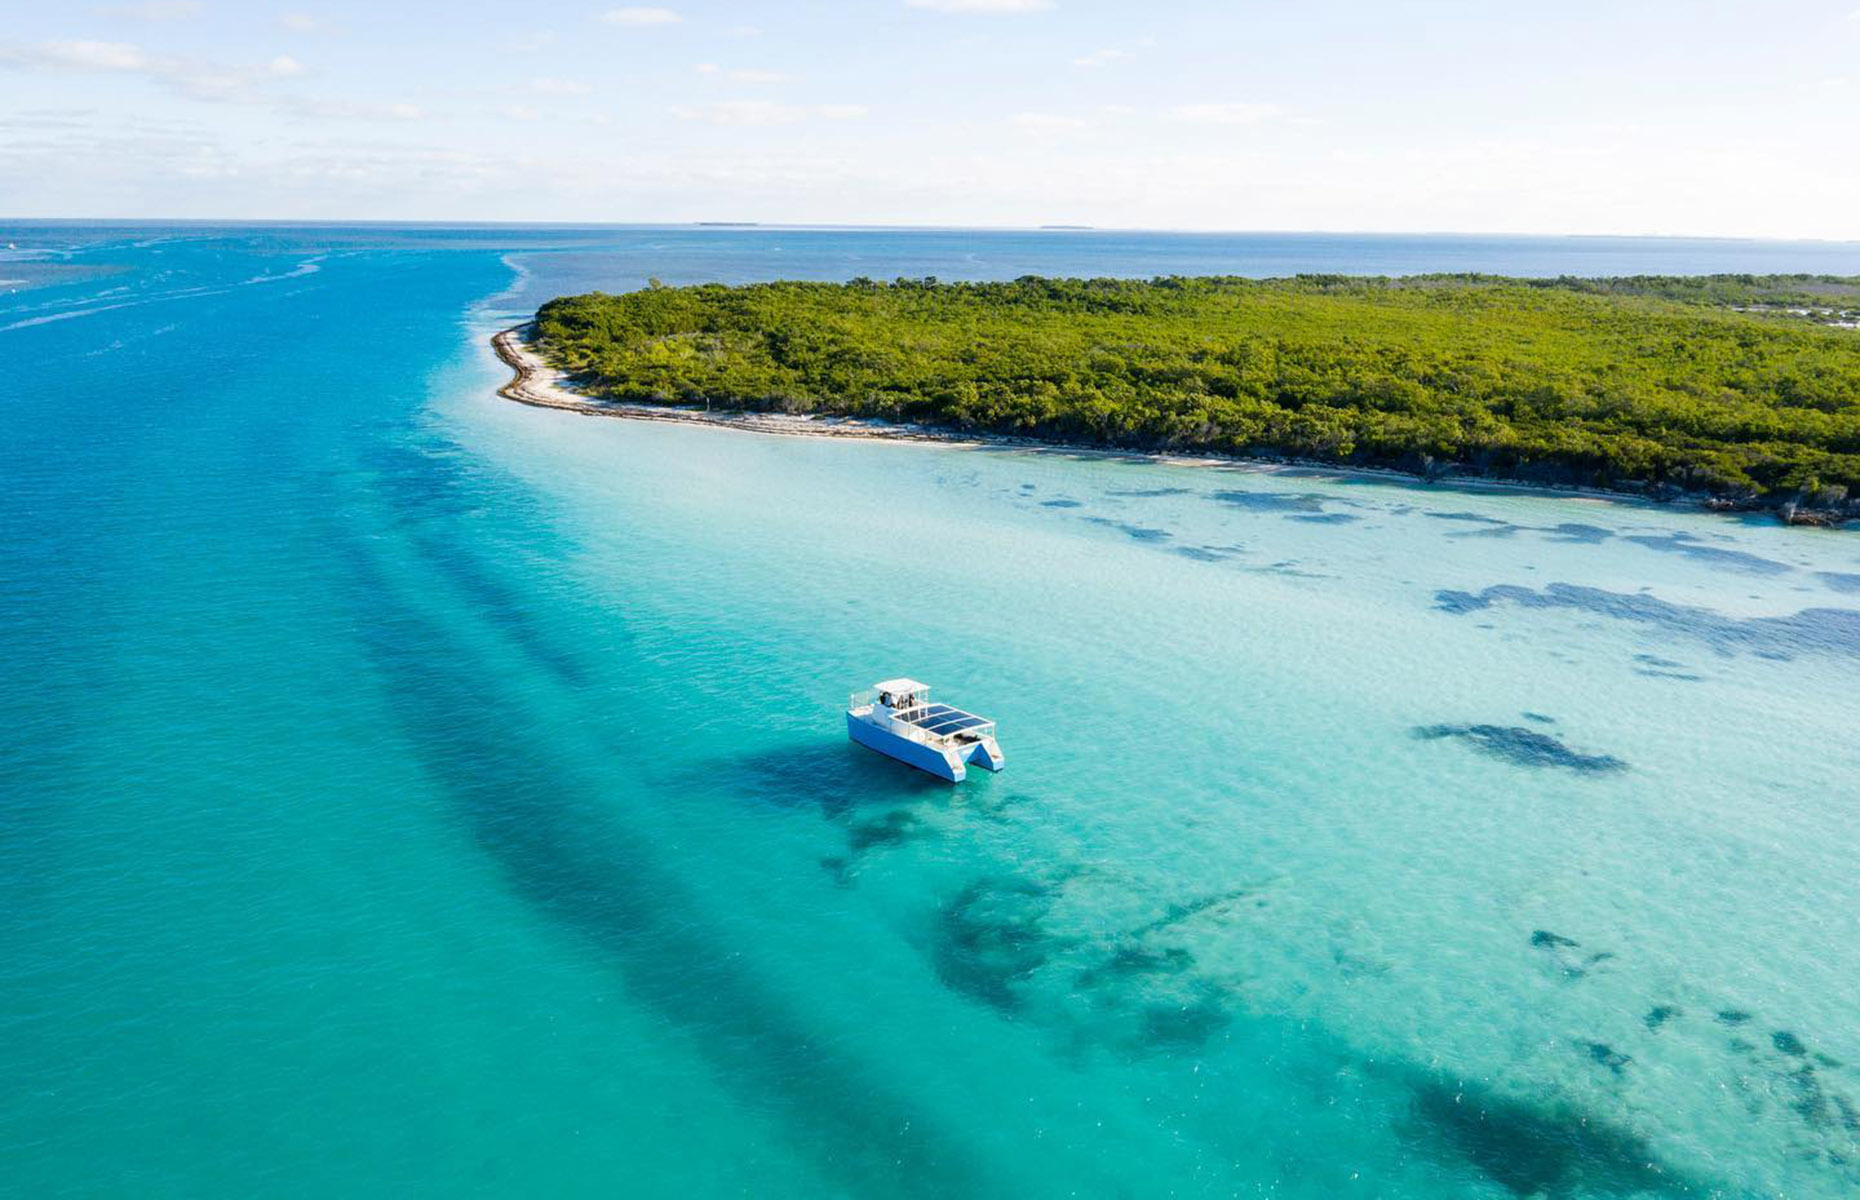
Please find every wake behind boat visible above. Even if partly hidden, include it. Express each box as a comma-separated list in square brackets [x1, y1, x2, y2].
[847, 678, 1004, 782]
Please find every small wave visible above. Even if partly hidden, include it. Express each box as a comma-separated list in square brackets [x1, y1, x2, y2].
[85, 323, 178, 357]
[241, 256, 325, 285]
[0, 302, 134, 332]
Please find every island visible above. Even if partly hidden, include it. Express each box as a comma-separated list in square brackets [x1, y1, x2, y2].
[508, 274, 1860, 523]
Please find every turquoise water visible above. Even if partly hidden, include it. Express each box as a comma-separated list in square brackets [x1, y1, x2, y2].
[4, 225, 1860, 1198]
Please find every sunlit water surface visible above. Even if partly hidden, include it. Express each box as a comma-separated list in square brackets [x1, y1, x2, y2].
[4, 224, 1859, 1198]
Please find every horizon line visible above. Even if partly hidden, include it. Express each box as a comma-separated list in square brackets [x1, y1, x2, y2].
[3, 217, 1858, 246]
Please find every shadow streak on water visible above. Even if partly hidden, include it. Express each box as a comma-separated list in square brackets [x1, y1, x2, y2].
[331, 445, 1001, 1197]
[362, 438, 594, 688]
[690, 742, 952, 820]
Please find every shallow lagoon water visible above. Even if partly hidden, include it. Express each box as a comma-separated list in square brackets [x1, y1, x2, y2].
[3, 225, 1859, 1197]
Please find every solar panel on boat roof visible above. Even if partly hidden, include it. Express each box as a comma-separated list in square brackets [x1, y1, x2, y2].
[904, 705, 990, 735]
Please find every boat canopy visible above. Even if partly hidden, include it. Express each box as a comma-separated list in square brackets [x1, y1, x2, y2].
[874, 678, 929, 695]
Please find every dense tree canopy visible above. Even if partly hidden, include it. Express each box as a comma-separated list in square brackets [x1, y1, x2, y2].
[533, 274, 1860, 501]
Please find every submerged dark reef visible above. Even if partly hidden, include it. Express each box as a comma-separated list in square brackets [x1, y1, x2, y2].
[1403, 1076, 1687, 1198]
[812, 772, 1860, 1194]
[1211, 489, 1332, 514]
[1525, 928, 1860, 1180]
[1002, 875, 1711, 1193]
[1083, 515, 1173, 541]
[933, 875, 1075, 1015]
[1530, 929, 1618, 979]
[918, 863, 1274, 1062]
[1544, 522, 1616, 544]
[840, 813, 1725, 1191]
[1416, 724, 1629, 773]
[1632, 653, 1704, 682]
[1435, 582, 1860, 660]
[1622, 532, 1795, 576]
[1426, 510, 1514, 525]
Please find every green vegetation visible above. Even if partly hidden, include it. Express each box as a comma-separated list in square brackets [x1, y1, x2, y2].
[533, 274, 1860, 504]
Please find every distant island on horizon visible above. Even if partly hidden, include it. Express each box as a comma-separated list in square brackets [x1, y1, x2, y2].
[517, 273, 1860, 523]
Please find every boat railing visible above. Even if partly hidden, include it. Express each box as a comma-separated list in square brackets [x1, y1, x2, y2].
[892, 721, 992, 749]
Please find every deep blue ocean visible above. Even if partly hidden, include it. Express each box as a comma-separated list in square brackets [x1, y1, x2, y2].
[4, 224, 1859, 1198]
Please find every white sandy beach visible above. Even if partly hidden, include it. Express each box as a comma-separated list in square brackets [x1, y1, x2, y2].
[492, 324, 1008, 448]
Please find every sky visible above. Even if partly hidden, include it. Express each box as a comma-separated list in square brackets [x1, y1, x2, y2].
[2, 1, 1858, 238]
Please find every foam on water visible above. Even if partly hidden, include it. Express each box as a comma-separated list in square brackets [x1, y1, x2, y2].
[3, 224, 1858, 1197]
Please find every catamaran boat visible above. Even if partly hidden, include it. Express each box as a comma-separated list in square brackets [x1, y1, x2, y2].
[846, 678, 1005, 782]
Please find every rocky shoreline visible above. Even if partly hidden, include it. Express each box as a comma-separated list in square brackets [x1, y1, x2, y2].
[492, 324, 1854, 527]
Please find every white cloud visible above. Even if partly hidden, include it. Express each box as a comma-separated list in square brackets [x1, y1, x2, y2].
[503, 105, 541, 121]
[1170, 102, 1286, 126]
[1072, 49, 1125, 68]
[602, 7, 679, 25]
[5, 40, 152, 71]
[277, 12, 351, 36]
[281, 97, 424, 121]
[695, 64, 790, 84]
[93, 1, 202, 19]
[0, 107, 97, 131]
[1012, 111, 1088, 132]
[726, 25, 761, 36]
[673, 100, 864, 126]
[673, 100, 801, 125]
[530, 76, 591, 95]
[0, 40, 435, 120]
[12, 40, 309, 96]
[276, 13, 347, 34]
[907, 0, 1054, 11]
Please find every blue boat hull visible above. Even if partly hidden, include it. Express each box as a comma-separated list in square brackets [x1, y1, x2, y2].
[847, 714, 1003, 782]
